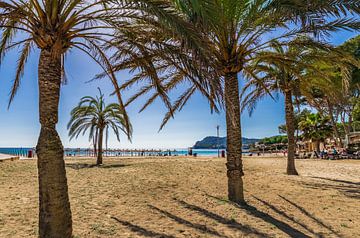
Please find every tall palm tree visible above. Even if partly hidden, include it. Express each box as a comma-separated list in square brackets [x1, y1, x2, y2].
[241, 41, 325, 175]
[118, 0, 360, 204]
[242, 40, 358, 175]
[303, 76, 347, 147]
[68, 89, 132, 165]
[300, 38, 360, 147]
[0, 0, 205, 236]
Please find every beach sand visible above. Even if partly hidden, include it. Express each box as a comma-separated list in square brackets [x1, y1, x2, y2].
[0, 156, 359, 237]
[0, 153, 19, 161]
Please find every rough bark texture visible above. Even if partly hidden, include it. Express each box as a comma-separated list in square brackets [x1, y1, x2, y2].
[348, 115, 353, 133]
[97, 128, 104, 165]
[36, 50, 72, 238]
[284, 90, 298, 175]
[326, 99, 343, 147]
[224, 72, 245, 204]
[93, 129, 98, 158]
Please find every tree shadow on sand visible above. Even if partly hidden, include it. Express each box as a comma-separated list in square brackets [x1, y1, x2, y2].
[206, 194, 311, 238]
[175, 199, 269, 237]
[66, 163, 127, 170]
[298, 177, 360, 199]
[148, 205, 229, 238]
[310, 177, 360, 186]
[253, 196, 324, 237]
[278, 195, 341, 238]
[111, 216, 175, 238]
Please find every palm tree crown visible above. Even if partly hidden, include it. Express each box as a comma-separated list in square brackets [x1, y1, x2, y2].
[68, 88, 132, 141]
[68, 89, 132, 164]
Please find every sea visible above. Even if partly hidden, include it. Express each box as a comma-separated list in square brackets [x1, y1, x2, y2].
[0, 148, 250, 158]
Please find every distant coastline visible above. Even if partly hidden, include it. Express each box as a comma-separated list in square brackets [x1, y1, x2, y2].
[193, 136, 260, 149]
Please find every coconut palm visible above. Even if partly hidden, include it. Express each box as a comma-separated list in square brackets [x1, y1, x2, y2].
[118, 0, 360, 204]
[68, 89, 132, 165]
[0, 0, 206, 236]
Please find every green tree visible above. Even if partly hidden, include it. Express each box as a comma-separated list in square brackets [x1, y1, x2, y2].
[354, 101, 360, 122]
[0, 1, 199, 236]
[278, 108, 312, 139]
[339, 35, 360, 132]
[259, 135, 288, 145]
[115, 0, 360, 204]
[302, 36, 360, 143]
[241, 40, 345, 175]
[299, 113, 333, 152]
[68, 89, 132, 165]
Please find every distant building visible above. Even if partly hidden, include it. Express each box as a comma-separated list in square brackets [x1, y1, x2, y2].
[347, 132, 360, 145]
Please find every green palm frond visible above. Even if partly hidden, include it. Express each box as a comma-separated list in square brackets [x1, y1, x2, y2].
[241, 36, 360, 115]
[1, 0, 210, 117]
[67, 88, 132, 145]
[8, 40, 32, 107]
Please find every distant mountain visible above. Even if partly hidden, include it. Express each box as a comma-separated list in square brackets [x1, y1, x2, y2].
[193, 136, 260, 149]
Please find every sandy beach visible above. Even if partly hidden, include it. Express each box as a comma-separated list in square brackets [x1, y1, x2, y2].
[0, 156, 359, 237]
[0, 153, 19, 161]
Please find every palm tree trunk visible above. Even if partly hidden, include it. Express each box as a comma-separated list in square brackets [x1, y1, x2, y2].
[284, 89, 298, 175]
[341, 112, 350, 136]
[224, 72, 245, 204]
[97, 128, 104, 165]
[93, 129, 98, 157]
[348, 114, 353, 133]
[36, 50, 72, 238]
[326, 99, 343, 147]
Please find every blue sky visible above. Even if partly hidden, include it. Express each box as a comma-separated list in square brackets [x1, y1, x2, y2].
[0, 31, 357, 149]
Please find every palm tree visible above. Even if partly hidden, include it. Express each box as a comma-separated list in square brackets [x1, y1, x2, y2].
[114, 0, 360, 204]
[0, 1, 204, 236]
[242, 39, 358, 175]
[68, 89, 132, 165]
[242, 42, 311, 175]
[300, 38, 360, 147]
[299, 113, 333, 153]
[242, 41, 325, 175]
[303, 77, 347, 147]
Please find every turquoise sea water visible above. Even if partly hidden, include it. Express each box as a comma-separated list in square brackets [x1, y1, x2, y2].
[64, 148, 227, 157]
[0, 148, 34, 157]
[0, 148, 249, 157]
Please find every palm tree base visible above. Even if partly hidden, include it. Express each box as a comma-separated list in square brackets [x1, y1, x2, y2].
[96, 155, 103, 165]
[286, 169, 299, 176]
[228, 172, 245, 204]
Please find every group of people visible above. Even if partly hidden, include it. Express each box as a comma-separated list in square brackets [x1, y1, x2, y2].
[319, 147, 339, 159]
[318, 147, 357, 160]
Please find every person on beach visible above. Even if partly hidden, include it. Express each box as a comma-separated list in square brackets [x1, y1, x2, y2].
[320, 148, 328, 159]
